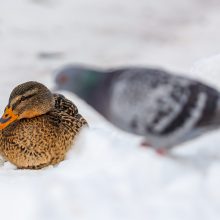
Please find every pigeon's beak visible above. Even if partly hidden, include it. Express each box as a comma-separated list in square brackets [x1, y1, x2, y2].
[0, 106, 18, 130]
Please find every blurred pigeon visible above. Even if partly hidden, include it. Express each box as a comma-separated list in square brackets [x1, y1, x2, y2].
[54, 65, 220, 152]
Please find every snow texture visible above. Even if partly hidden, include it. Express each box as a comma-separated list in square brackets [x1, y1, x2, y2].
[0, 0, 220, 220]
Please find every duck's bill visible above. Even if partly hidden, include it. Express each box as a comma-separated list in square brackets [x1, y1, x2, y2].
[0, 107, 18, 130]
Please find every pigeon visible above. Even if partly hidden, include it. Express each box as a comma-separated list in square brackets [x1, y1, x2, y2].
[54, 65, 220, 152]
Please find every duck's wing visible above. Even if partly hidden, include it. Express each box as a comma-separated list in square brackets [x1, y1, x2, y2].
[52, 93, 88, 128]
[108, 68, 220, 140]
[53, 93, 79, 116]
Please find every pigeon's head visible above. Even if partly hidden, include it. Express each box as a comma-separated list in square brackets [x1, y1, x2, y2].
[54, 65, 103, 99]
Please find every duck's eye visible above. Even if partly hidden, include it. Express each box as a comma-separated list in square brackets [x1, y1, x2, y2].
[21, 96, 26, 101]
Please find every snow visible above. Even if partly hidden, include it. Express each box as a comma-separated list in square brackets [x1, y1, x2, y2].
[1, 0, 220, 220]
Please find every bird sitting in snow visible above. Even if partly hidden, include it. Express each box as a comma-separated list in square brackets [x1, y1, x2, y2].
[54, 65, 220, 153]
[0, 81, 87, 169]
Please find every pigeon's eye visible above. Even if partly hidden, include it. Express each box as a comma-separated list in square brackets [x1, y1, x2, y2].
[58, 74, 69, 84]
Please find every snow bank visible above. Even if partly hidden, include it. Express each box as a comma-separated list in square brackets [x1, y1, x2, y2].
[0, 89, 220, 220]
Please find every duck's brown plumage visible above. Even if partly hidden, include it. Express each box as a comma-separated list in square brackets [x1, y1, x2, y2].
[0, 82, 87, 169]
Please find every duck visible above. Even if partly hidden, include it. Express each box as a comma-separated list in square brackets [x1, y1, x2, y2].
[0, 81, 88, 169]
[54, 64, 220, 153]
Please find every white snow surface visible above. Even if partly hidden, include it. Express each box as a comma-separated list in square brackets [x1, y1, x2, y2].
[1, 0, 220, 220]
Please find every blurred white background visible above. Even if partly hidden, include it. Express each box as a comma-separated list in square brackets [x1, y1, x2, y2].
[1, 0, 220, 80]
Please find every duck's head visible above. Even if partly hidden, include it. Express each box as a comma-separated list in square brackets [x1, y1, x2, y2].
[55, 65, 104, 99]
[0, 81, 54, 130]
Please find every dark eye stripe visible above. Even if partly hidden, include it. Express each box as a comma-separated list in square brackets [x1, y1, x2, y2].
[11, 93, 36, 110]
[12, 100, 21, 110]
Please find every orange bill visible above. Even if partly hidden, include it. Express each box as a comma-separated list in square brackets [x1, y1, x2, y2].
[0, 107, 18, 130]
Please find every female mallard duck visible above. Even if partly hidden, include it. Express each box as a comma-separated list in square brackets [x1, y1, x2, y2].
[0, 81, 88, 169]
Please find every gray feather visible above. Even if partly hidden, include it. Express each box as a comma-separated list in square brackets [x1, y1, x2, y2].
[54, 66, 220, 149]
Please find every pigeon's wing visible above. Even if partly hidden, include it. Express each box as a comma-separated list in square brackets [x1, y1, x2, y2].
[108, 68, 220, 140]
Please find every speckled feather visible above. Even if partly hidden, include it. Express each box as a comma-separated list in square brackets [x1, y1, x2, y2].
[0, 94, 87, 169]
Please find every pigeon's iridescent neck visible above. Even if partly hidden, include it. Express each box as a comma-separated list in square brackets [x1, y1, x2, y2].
[79, 70, 114, 117]
[79, 70, 106, 101]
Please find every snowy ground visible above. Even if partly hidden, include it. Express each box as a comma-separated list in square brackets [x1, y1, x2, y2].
[1, 0, 220, 220]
